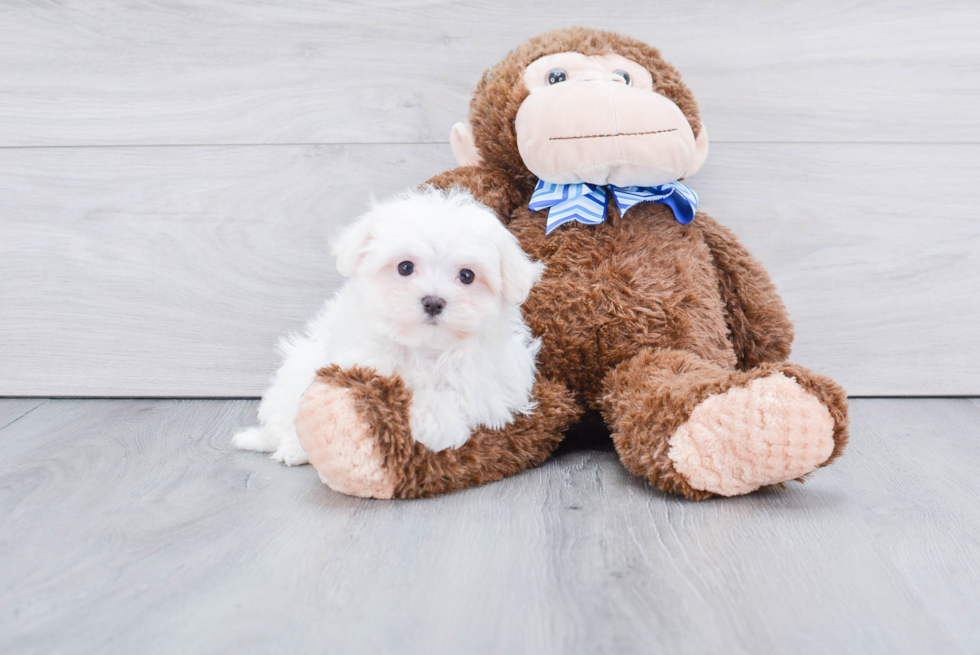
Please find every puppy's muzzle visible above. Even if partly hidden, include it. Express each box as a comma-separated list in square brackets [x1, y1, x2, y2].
[421, 296, 446, 317]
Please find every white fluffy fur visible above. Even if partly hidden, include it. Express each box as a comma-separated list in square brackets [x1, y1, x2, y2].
[233, 188, 544, 465]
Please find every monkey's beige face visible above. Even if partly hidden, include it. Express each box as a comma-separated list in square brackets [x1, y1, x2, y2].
[514, 52, 708, 187]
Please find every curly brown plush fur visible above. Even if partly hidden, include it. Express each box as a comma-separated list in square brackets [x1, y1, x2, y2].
[308, 365, 581, 499]
[428, 27, 848, 498]
[602, 349, 848, 499]
[296, 27, 848, 501]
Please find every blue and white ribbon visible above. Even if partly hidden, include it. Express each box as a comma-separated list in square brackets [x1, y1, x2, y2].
[529, 180, 699, 234]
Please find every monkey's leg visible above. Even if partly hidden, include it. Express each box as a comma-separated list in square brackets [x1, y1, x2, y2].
[294, 365, 582, 499]
[599, 348, 848, 500]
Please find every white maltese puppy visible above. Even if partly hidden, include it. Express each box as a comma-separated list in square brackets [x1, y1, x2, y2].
[233, 188, 544, 465]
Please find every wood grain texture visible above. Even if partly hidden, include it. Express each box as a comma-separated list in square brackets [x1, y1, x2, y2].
[0, 398, 978, 654]
[0, 399, 48, 430]
[1, 143, 977, 396]
[0, 1, 976, 146]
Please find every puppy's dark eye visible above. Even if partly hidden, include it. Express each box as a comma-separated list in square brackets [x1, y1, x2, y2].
[397, 261, 414, 276]
[613, 70, 631, 85]
[458, 269, 475, 285]
[547, 69, 567, 85]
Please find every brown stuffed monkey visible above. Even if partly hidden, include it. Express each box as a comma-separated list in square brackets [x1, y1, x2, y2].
[294, 27, 848, 501]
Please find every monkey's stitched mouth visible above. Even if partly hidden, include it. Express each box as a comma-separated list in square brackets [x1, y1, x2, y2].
[549, 128, 677, 141]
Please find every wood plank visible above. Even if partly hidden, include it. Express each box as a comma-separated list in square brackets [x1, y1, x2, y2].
[704, 143, 980, 396]
[1, 142, 977, 396]
[0, 399, 47, 431]
[0, 0, 976, 147]
[841, 398, 980, 651]
[0, 398, 978, 653]
[0, 143, 453, 397]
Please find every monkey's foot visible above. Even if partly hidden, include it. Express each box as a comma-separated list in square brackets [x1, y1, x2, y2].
[603, 349, 849, 500]
[667, 372, 836, 497]
[294, 365, 413, 499]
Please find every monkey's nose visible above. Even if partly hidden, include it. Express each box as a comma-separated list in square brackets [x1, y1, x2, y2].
[421, 296, 446, 316]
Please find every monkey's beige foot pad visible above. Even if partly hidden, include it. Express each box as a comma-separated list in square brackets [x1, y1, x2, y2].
[667, 373, 836, 496]
[294, 364, 418, 500]
[296, 379, 394, 499]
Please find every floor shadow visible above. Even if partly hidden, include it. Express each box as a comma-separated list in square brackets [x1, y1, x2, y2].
[550, 410, 616, 459]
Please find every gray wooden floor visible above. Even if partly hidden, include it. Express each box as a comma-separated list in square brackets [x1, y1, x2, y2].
[1, 397, 979, 654]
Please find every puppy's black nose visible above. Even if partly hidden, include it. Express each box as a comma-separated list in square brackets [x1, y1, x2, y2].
[421, 296, 446, 317]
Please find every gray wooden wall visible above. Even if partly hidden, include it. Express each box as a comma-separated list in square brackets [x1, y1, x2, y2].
[1, 1, 977, 397]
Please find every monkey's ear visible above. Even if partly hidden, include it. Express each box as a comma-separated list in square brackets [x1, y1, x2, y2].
[682, 123, 710, 179]
[450, 122, 482, 167]
[332, 216, 375, 278]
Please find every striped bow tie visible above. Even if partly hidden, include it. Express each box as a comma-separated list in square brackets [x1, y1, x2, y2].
[529, 180, 699, 235]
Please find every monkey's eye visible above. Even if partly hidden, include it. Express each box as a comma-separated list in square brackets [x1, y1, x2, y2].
[397, 261, 415, 276]
[613, 70, 631, 85]
[547, 69, 567, 85]
[458, 269, 475, 285]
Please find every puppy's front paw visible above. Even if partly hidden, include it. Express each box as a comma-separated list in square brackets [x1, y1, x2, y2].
[409, 406, 470, 452]
[270, 438, 310, 466]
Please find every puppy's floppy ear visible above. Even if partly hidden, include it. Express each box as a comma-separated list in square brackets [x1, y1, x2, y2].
[332, 215, 375, 277]
[494, 229, 545, 305]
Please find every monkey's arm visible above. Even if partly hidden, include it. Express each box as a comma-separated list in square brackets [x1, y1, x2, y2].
[295, 366, 581, 499]
[426, 166, 529, 223]
[696, 213, 795, 368]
